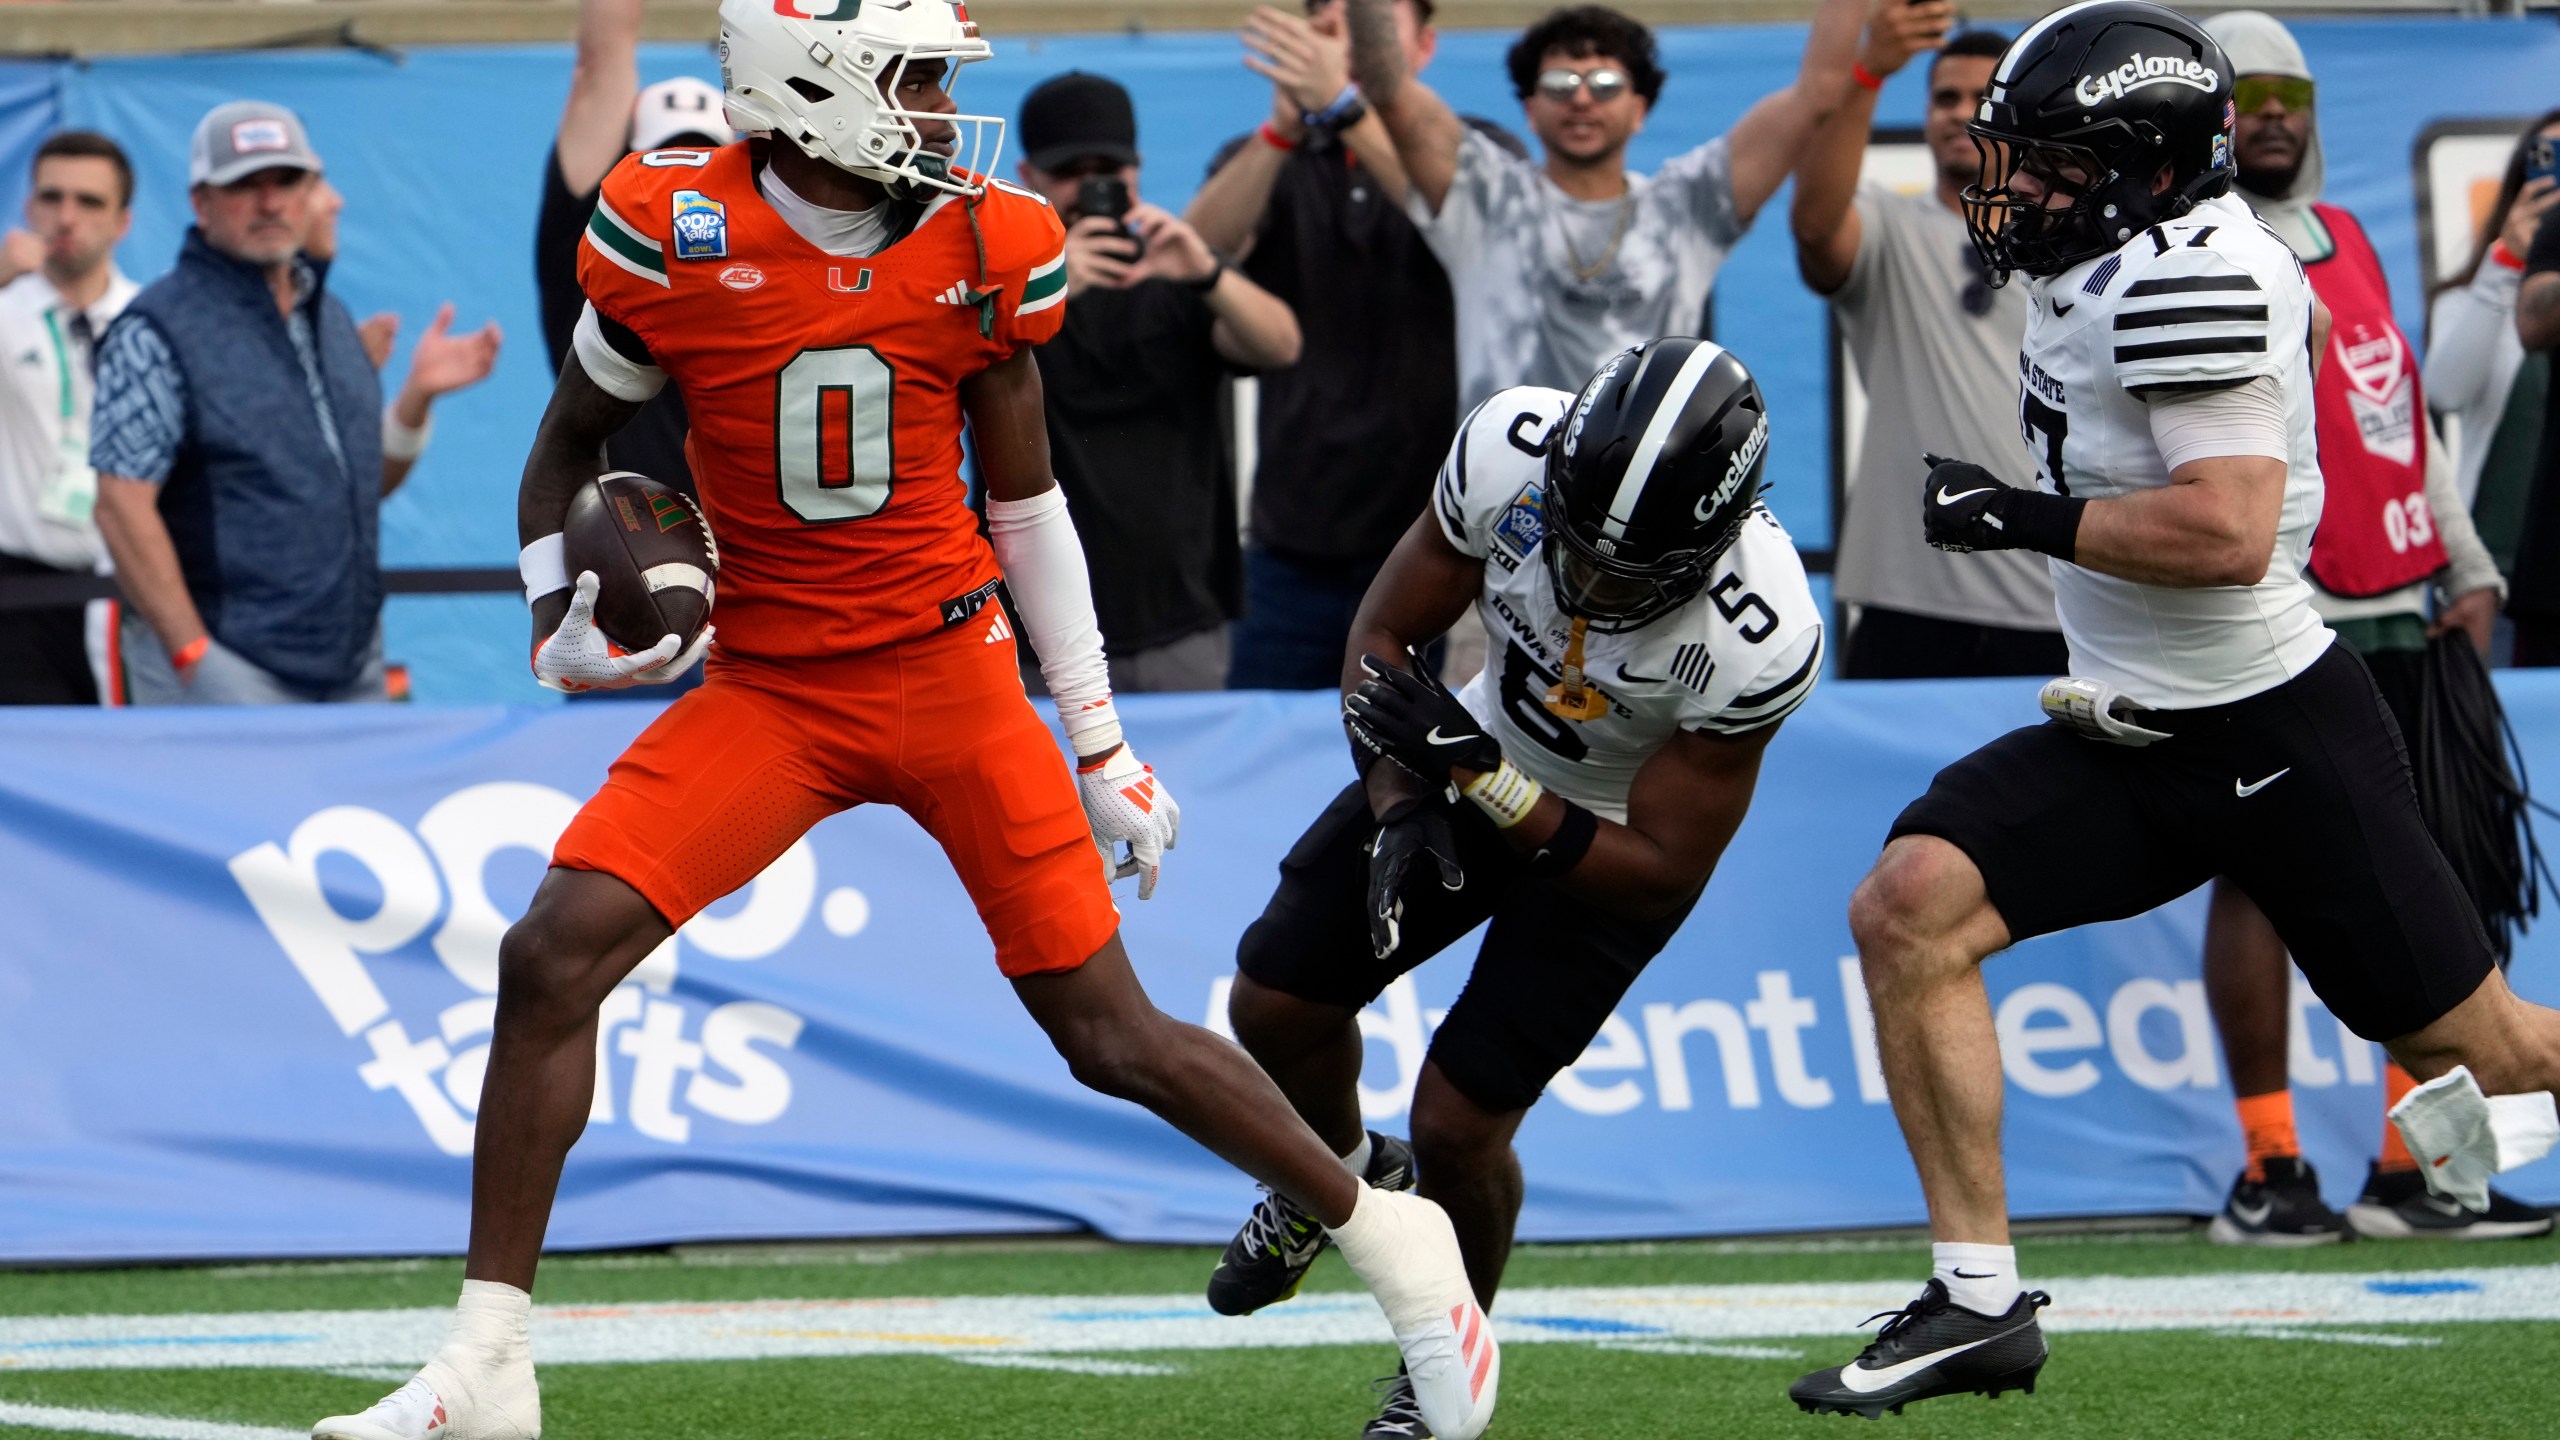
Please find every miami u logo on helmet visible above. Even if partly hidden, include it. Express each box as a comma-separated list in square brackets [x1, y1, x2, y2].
[773, 0, 860, 19]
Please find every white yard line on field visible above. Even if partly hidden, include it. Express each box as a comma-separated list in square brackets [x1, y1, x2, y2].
[0, 1267, 2544, 1374]
[949, 1355, 1183, 1376]
[0, 1400, 305, 1440]
[2231, 1327, 2445, 1348]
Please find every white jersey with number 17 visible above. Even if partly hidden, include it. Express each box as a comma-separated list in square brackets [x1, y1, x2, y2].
[2020, 192, 2333, 710]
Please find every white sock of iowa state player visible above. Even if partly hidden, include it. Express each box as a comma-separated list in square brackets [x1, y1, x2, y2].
[1340, 1132, 1374, 1177]
[1931, 1242, 2021, 1315]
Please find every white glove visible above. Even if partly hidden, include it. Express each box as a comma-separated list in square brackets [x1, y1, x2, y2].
[1078, 743, 1181, 900]
[2039, 676, 2171, 746]
[2387, 1065, 2560, 1210]
[531, 571, 713, 694]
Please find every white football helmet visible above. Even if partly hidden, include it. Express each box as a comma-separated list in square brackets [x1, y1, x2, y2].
[718, 0, 1003, 198]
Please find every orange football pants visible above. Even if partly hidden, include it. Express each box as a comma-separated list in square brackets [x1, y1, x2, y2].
[553, 614, 1120, 977]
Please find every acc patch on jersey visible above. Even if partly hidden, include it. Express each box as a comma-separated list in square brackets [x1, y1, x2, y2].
[1490, 485, 1545, 571]
[671, 189, 728, 261]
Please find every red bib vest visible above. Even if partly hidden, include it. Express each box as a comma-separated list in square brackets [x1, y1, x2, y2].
[2304, 203, 2444, 598]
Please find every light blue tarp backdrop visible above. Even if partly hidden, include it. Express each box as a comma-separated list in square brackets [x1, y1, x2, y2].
[0, 19, 2552, 700]
[3, 675, 2557, 1263]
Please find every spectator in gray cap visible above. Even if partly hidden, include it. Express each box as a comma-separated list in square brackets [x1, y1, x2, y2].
[89, 100, 500, 704]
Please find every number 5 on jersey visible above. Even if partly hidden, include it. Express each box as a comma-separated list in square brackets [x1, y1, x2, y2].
[778, 345, 895, 523]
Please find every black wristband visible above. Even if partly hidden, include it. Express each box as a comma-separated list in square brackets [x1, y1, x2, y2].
[2002, 490, 2088, 562]
[1526, 800, 1599, 877]
[1185, 257, 1227, 293]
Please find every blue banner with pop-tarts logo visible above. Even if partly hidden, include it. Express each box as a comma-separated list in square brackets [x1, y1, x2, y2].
[4, 680, 2558, 1263]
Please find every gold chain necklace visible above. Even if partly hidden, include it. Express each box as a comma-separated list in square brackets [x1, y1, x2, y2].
[1560, 191, 1636, 283]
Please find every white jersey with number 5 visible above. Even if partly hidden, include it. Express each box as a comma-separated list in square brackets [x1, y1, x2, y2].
[1431, 387, 1824, 822]
[2019, 192, 2332, 709]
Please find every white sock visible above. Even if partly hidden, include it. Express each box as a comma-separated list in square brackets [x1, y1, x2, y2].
[442, 1278, 533, 1359]
[1340, 1132, 1375, 1178]
[1931, 1243, 2021, 1315]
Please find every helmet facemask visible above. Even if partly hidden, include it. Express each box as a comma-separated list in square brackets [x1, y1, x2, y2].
[859, 50, 1005, 200]
[1540, 464, 1746, 635]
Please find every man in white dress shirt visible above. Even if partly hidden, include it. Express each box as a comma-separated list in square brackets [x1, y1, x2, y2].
[0, 131, 138, 705]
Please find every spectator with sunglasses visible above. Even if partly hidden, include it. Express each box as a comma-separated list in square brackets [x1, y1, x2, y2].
[1343, 0, 1874, 415]
[1792, 20, 2067, 678]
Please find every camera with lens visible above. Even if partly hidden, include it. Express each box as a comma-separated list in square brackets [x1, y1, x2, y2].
[1074, 174, 1141, 249]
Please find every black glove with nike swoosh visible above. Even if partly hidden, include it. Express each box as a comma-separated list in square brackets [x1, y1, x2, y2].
[1921, 453, 2087, 561]
[1345, 651, 1501, 787]
[1366, 797, 1465, 958]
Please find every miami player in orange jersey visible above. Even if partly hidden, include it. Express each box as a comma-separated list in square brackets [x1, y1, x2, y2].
[314, 1, 1500, 1437]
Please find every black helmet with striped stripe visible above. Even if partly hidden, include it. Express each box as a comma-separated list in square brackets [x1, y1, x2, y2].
[1963, 0, 2236, 282]
[1541, 337, 1769, 635]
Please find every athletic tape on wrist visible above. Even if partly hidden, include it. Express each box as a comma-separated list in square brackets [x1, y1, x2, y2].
[381, 404, 434, 462]
[1065, 696, 1124, 763]
[1462, 759, 1544, 829]
[518, 532, 569, 605]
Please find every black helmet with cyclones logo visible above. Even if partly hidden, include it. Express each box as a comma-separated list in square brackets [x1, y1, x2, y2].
[1963, 0, 2236, 281]
[1541, 337, 1769, 634]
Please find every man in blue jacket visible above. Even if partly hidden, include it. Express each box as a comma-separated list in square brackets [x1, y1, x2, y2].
[90, 101, 498, 703]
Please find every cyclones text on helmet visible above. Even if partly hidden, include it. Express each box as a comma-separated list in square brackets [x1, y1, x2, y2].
[1542, 337, 1772, 634]
[719, 0, 1004, 199]
[1961, 0, 2236, 282]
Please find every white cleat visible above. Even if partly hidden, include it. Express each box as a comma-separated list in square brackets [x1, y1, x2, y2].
[1328, 1188, 1501, 1440]
[313, 1347, 540, 1440]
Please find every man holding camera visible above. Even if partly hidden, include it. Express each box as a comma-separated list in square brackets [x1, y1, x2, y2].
[1013, 72, 1302, 691]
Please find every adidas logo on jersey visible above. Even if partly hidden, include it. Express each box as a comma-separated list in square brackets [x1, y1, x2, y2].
[984, 610, 1014, 645]
[934, 282, 985, 307]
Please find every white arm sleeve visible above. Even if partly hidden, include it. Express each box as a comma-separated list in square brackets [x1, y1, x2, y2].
[2147, 375, 2289, 472]
[573, 302, 668, 403]
[986, 485, 1122, 758]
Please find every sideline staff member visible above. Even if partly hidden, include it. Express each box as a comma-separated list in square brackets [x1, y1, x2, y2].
[0, 132, 138, 704]
[90, 102, 498, 704]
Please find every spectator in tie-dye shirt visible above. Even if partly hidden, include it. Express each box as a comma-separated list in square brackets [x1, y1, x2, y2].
[1344, 0, 1876, 412]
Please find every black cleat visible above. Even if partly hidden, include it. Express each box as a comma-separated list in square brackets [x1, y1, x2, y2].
[1207, 1131, 1417, 1317]
[1363, 1367, 1431, 1438]
[2346, 1161, 2555, 1240]
[2207, 1156, 2353, 1247]
[1790, 1281, 2050, 1419]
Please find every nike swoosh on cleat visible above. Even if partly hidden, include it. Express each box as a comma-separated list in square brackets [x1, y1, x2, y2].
[2232, 1199, 2273, 1226]
[2235, 768, 2291, 797]
[1835, 1336, 1999, 1395]
[1935, 486, 1995, 506]
[1425, 728, 1473, 746]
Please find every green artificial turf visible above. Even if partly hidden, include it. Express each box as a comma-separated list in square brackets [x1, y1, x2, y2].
[0, 1230, 2551, 1437]
[2, 1226, 2550, 1317]
[1, 1323, 2551, 1439]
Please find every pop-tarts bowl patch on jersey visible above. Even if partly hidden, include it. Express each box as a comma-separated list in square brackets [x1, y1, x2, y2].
[671, 189, 728, 261]
[1491, 485, 1545, 568]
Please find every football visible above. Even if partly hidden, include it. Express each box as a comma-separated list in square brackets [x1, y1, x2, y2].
[561, 470, 717, 654]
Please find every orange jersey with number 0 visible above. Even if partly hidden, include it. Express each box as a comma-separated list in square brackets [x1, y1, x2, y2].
[578, 142, 1067, 661]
